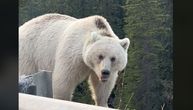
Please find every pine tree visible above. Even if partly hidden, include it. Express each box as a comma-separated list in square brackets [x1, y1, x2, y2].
[123, 0, 173, 109]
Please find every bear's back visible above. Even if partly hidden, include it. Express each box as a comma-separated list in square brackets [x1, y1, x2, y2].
[19, 13, 77, 39]
[19, 14, 78, 73]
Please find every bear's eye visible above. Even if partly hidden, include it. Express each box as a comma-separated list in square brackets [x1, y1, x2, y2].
[111, 57, 116, 62]
[98, 55, 104, 60]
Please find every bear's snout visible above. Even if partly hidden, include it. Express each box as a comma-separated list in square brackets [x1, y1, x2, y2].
[101, 69, 110, 75]
[101, 70, 110, 82]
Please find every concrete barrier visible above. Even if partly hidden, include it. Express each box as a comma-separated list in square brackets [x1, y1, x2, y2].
[19, 93, 117, 110]
[19, 70, 52, 97]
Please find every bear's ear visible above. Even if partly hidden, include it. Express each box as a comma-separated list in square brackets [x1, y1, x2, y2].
[89, 32, 101, 43]
[120, 38, 130, 51]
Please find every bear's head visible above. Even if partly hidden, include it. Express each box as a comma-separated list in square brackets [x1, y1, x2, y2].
[83, 32, 130, 82]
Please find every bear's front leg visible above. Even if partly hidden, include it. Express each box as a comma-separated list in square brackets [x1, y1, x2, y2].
[52, 71, 76, 100]
[88, 72, 118, 107]
[52, 62, 78, 101]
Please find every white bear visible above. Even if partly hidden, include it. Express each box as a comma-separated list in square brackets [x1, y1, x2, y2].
[19, 13, 130, 107]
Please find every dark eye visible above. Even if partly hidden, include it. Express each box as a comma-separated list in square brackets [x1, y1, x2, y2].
[111, 57, 116, 62]
[98, 55, 104, 60]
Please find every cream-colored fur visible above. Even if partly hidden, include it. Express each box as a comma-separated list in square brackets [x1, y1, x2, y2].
[19, 13, 130, 107]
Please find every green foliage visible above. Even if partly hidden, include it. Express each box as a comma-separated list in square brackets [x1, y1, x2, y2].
[72, 80, 94, 104]
[19, 0, 124, 38]
[123, 0, 173, 110]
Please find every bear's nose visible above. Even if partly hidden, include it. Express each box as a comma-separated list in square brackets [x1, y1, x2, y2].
[101, 70, 110, 75]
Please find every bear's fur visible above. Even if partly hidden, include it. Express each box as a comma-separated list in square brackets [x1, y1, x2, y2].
[19, 13, 130, 107]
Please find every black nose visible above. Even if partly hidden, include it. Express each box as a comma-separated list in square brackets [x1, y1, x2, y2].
[101, 70, 110, 75]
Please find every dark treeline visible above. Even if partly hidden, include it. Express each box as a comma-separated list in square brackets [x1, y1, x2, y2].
[19, 0, 173, 110]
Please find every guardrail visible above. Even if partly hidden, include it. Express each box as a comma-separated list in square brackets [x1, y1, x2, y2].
[19, 93, 117, 110]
